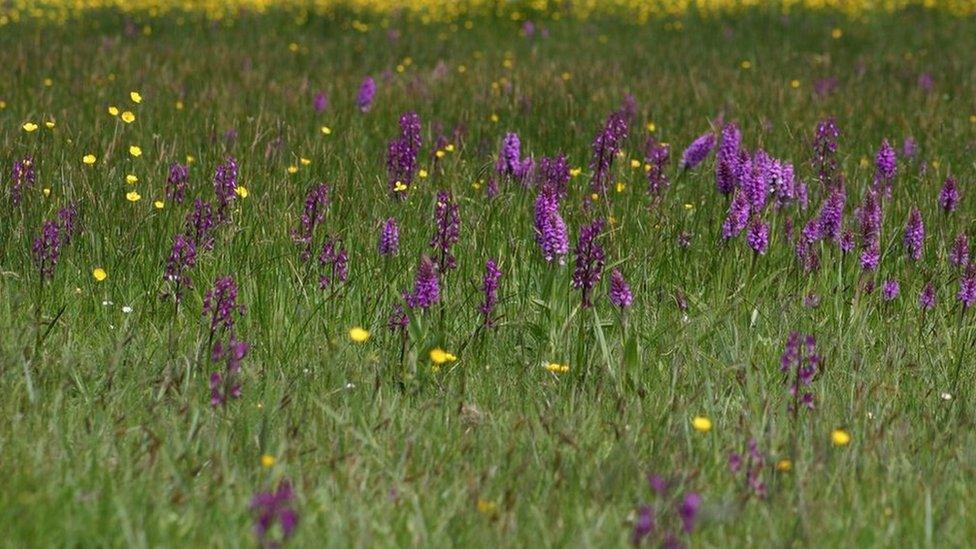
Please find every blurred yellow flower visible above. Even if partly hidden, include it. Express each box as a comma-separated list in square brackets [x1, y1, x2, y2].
[691, 416, 712, 433]
[126, 190, 141, 202]
[489, 113, 499, 123]
[108, 106, 119, 116]
[320, 125, 332, 135]
[545, 362, 569, 374]
[435, 150, 446, 158]
[831, 429, 851, 446]
[393, 181, 407, 192]
[646, 122, 656, 133]
[790, 79, 801, 89]
[287, 165, 298, 174]
[45, 121, 55, 129]
[349, 327, 370, 343]
[831, 28, 843, 39]
[260, 454, 276, 468]
[630, 159, 641, 169]
[83, 154, 96, 165]
[740, 60, 752, 70]
[92, 268, 107, 281]
[590, 192, 600, 202]
[430, 347, 457, 365]
[299, 157, 311, 166]
[776, 459, 793, 472]
[121, 111, 135, 123]
[186, 155, 195, 164]
[418, 169, 429, 179]
[153, 200, 165, 209]
[615, 182, 626, 193]
[43, 78, 53, 87]
[22, 122, 38, 132]
[129, 145, 142, 157]
[235, 186, 249, 198]
[175, 100, 184, 110]
[43, 188, 51, 197]
[126, 174, 138, 184]
[130, 91, 142, 103]
[476, 499, 498, 517]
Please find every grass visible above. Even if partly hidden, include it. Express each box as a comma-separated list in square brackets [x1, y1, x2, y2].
[2, 6, 976, 546]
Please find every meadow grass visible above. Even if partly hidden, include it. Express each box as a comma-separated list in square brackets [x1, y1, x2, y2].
[3, 6, 976, 547]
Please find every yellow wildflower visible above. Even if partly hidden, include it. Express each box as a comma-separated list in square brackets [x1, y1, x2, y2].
[691, 416, 712, 433]
[108, 106, 119, 116]
[831, 429, 851, 446]
[22, 122, 38, 132]
[545, 362, 569, 374]
[476, 499, 499, 517]
[348, 327, 370, 343]
[235, 186, 248, 198]
[121, 111, 135, 123]
[776, 459, 793, 472]
[430, 347, 457, 365]
[126, 174, 138, 184]
[153, 200, 165, 209]
[260, 454, 276, 468]
[83, 154, 96, 165]
[126, 191, 141, 202]
[92, 268, 107, 282]
[287, 165, 298, 174]
[129, 145, 142, 157]
[321, 126, 332, 135]
[130, 91, 142, 103]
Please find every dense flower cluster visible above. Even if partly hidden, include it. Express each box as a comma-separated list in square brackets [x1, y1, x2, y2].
[572, 218, 606, 307]
[292, 183, 330, 261]
[588, 111, 628, 198]
[387, 112, 422, 197]
[429, 190, 460, 272]
[780, 332, 821, 413]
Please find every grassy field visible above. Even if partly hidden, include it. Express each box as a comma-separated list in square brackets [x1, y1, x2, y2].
[3, 3, 976, 546]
